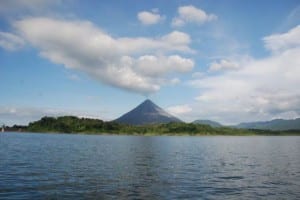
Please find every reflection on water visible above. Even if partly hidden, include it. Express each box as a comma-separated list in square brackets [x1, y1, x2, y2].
[0, 133, 300, 199]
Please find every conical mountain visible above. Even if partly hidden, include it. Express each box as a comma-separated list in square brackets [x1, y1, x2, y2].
[114, 99, 182, 125]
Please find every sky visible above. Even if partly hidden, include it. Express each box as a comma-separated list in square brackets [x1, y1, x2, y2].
[0, 0, 299, 126]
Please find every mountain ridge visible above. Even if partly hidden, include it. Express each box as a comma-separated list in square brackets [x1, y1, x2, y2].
[193, 119, 222, 127]
[236, 118, 300, 130]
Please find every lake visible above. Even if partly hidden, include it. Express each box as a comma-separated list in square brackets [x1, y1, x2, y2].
[1, 132, 300, 199]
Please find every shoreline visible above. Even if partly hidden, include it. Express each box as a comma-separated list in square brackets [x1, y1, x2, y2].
[4, 131, 300, 137]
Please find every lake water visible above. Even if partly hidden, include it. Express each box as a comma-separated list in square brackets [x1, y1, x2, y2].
[1, 133, 300, 199]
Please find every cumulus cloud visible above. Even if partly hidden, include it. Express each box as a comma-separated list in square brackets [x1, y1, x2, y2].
[118, 30, 193, 53]
[11, 17, 194, 95]
[172, 5, 217, 27]
[134, 55, 194, 76]
[161, 31, 191, 46]
[0, 32, 25, 51]
[137, 10, 164, 25]
[188, 26, 300, 124]
[209, 59, 239, 71]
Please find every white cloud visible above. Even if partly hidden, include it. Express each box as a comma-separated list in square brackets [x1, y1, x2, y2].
[0, 32, 25, 51]
[172, 5, 217, 27]
[167, 104, 192, 116]
[209, 59, 239, 71]
[263, 25, 300, 53]
[137, 10, 164, 25]
[11, 17, 194, 95]
[188, 26, 300, 124]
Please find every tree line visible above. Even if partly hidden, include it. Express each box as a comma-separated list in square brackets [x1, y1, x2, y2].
[22, 116, 300, 136]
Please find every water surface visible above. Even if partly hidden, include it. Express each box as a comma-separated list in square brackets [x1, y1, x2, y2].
[1, 132, 300, 199]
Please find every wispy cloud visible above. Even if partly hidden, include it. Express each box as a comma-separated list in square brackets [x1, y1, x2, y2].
[0, 106, 107, 126]
[263, 25, 300, 53]
[67, 74, 81, 81]
[208, 59, 239, 72]
[188, 25, 300, 124]
[0, 32, 25, 51]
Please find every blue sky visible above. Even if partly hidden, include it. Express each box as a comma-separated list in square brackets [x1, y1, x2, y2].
[0, 0, 299, 125]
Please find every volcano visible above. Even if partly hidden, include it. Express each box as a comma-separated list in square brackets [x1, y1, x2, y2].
[114, 99, 182, 125]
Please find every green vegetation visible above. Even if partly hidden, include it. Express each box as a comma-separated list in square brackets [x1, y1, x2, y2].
[23, 116, 300, 136]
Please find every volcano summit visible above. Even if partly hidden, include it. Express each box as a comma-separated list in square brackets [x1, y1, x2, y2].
[114, 99, 181, 125]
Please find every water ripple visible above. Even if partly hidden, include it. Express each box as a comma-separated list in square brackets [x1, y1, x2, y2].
[0, 133, 300, 199]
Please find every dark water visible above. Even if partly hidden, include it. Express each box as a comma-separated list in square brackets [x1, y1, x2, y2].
[1, 133, 300, 199]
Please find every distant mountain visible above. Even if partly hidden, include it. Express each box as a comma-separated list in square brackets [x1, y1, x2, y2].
[193, 120, 222, 128]
[114, 99, 182, 125]
[236, 118, 300, 130]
